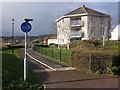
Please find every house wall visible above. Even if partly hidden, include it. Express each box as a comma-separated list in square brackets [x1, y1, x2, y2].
[48, 39, 58, 45]
[57, 18, 70, 45]
[70, 30, 80, 37]
[88, 16, 110, 40]
[57, 15, 111, 45]
[110, 25, 120, 40]
[70, 16, 88, 40]
[81, 16, 88, 40]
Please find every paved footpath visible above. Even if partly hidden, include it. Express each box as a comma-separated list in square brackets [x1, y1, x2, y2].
[19, 49, 120, 90]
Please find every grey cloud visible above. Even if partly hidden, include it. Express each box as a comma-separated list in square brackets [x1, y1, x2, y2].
[2, 2, 118, 36]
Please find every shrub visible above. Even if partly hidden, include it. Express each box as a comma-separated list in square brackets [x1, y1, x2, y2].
[1, 44, 11, 50]
[83, 40, 101, 46]
[3, 79, 43, 90]
[35, 44, 49, 47]
[49, 43, 55, 45]
[95, 71, 101, 74]
[71, 45, 120, 75]
[70, 40, 102, 48]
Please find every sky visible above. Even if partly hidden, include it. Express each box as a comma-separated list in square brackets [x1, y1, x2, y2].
[1, 2, 119, 36]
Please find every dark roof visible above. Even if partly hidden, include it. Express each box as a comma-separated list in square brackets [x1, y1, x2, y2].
[65, 7, 86, 15]
[65, 5, 109, 16]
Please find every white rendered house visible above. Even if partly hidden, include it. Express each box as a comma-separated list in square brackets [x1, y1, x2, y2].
[110, 24, 120, 40]
[48, 39, 58, 45]
[56, 5, 111, 45]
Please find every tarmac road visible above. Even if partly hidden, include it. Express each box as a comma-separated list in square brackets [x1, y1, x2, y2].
[19, 48, 120, 90]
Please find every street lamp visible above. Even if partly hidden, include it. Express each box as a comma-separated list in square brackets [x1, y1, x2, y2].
[12, 19, 14, 54]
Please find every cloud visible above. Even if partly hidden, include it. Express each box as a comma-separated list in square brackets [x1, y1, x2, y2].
[2, 2, 118, 36]
[0, 2, 2, 36]
[118, 1, 120, 21]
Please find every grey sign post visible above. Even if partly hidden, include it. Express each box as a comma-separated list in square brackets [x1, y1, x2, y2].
[21, 18, 33, 81]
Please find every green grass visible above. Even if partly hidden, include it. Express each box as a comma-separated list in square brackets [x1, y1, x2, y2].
[33, 47, 72, 66]
[2, 49, 43, 90]
[71, 40, 119, 50]
[0, 51, 2, 90]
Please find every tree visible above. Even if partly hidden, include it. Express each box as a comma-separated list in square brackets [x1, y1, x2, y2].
[102, 18, 110, 46]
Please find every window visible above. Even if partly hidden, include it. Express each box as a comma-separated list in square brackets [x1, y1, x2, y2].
[60, 39, 64, 43]
[100, 17, 104, 24]
[100, 28, 104, 35]
[62, 19, 64, 22]
[102, 28, 104, 35]
[91, 27, 95, 34]
[75, 17, 81, 20]
[91, 16, 95, 23]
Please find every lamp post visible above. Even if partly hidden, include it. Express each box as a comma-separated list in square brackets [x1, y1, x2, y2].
[12, 19, 14, 54]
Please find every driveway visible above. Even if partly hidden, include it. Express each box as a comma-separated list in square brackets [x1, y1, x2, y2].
[19, 48, 119, 90]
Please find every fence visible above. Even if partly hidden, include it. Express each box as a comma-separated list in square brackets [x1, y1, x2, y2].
[90, 54, 114, 74]
[33, 46, 72, 66]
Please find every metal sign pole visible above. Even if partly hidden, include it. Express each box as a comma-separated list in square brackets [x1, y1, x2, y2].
[24, 32, 27, 81]
[21, 18, 33, 81]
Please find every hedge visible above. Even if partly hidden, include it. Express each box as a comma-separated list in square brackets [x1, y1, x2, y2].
[71, 47, 120, 75]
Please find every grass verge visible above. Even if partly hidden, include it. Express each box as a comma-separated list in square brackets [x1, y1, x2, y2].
[2, 49, 43, 90]
[33, 47, 72, 66]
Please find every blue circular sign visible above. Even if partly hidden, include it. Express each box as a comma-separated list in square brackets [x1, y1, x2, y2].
[21, 22, 32, 32]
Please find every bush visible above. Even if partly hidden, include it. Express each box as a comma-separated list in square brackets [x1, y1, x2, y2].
[1, 44, 11, 50]
[3, 79, 43, 90]
[83, 40, 101, 46]
[70, 40, 101, 48]
[49, 43, 57, 47]
[13, 45, 24, 49]
[49, 43, 55, 45]
[71, 50, 90, 73]
[35, 44, 49, 47]
[95, 71, 101, 74]
[2, 45, 24, 51]
[71, 45, 120, 75]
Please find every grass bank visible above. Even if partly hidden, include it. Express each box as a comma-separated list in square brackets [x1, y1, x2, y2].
[33, 46, 72, 66]
[2, 49, 43, 90]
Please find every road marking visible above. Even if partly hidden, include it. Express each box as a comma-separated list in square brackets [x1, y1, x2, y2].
[34, 69, 55, 72]
[55, 67, 76, 71]
[43, 84, 46, 90]
[27, 53, 56, 71]
[33, 67, 76, 73]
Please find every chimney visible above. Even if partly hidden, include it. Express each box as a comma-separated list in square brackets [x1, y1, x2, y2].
[83, 5, 85, 8]
[83, 5, 88, 13]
